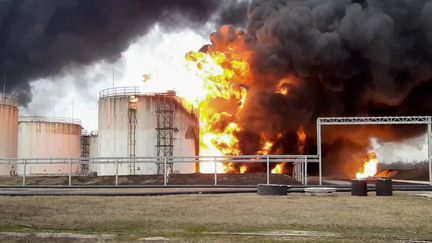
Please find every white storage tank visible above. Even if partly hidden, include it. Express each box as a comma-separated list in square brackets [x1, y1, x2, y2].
[96, 87, 199, 175]
[0, 96, 18, 175]
[17, 116, 82, 175]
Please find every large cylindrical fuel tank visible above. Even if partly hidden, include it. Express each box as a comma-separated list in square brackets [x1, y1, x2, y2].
[97, 87, 198, 175]
[0, 96, 18, 175]
[17, 116, 82, 175]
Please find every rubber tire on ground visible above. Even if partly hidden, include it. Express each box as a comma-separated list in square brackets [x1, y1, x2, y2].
[257, 184, 287, 196]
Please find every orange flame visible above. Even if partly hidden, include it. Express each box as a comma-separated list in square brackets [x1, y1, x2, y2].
[276, 77, 298, 96]
[258, 140, 273, 155]
[297, 126, 306, 154]
[355, 152, 379, 179]
[239, 165, 247, 174]
[185, 36, 252, 173]
[271, 163, 286, 174]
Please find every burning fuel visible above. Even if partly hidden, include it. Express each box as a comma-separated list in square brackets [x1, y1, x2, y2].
[181, 1, 432, 178]
[355, 152, 379, 179]
[271, 163, 285, 174]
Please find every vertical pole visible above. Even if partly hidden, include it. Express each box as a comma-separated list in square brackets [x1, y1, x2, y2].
[22, 159, 26, 186]
[115, 159, 119, 186]
[305, 157, 308, 186]
[300, 161, 304, 185]
[164, 157, 167, 186]
[317, 119, 322, 185]
[293, 164, 296, 181]
[266, 155, 270, 185]
[68, 159, 72, 186]
[299, 162, 302, 184]
[299, 161, 303, 185]
[428, 122, 431, 185]
[214, 158, 217, 186]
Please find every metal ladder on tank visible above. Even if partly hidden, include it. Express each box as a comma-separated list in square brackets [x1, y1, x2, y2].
[155, 92, 175, 178]
[128, 100, 137, 175]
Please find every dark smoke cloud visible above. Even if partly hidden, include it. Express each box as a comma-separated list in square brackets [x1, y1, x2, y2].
[213, 0, 250, 28]
[247, 0, 432, 112]
[204, 0, 432, 176]
[0, 0, 237, 104]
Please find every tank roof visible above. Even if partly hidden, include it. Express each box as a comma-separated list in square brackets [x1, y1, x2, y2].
[99, 86, 158, 98]
[0, 95, 18, 107]
[19, 116, 82, 126]
[99, 86, 197, 121]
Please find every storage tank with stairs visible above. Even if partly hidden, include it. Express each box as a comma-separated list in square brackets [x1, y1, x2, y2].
[96, 86, 199, 176]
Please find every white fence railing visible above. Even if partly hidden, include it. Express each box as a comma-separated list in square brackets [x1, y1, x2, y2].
[19, 116, 82, 126]
[0, 95, 18, 107]
[0, 155, 319, 186]
[99, 86, 155, 98]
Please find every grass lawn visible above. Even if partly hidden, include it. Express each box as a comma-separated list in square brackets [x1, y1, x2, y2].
[0, 192, 431, 242]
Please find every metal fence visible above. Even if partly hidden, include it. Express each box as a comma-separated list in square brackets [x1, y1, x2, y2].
[0, 155, 319, 186]
[99, 86, 155, 98]
[0, 95, 18, 107]
[19, 116, 82, 126]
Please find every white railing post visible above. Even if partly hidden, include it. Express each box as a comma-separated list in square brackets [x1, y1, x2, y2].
[428, 122, 431, 185]
[317, 119, 322, 185]
[305, 157, 308, 186]
[115, 159, 119, 186]
[164, 157, 167, 186]
[266, 155, 270, 185]
[22, 159, 26, 186]
[302, 160, 305, 185]
[214, 157, 217, 186]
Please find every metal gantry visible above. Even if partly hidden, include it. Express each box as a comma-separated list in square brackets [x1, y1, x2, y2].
[316, 116, 432, 185]
[318, 116, 431, 125]
[155, 92, 176, 175]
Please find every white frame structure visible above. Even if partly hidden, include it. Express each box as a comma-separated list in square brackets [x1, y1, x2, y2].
[317, 116, 432, 185]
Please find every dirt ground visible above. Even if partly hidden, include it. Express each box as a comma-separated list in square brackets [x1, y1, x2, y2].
[0, 173, 301, 186]
[0, 192, 431, 242]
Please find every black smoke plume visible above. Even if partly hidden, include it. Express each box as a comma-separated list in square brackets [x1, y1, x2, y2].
[204, 0, 432, 177]
[0, 0, 246, 104]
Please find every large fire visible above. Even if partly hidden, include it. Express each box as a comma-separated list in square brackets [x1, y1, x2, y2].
[184, 29, 252, 173]
[182, 26, 307, 174]
[355, 152, 379, 179]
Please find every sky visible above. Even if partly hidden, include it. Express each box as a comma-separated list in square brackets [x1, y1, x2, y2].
[20, 25, 209, 132]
